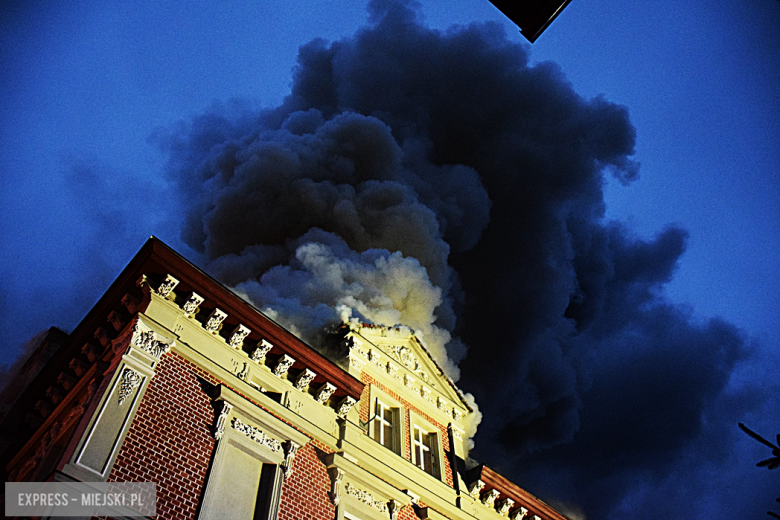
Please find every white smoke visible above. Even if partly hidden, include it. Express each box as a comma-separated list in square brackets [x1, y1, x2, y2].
[231, 229, 462, 379]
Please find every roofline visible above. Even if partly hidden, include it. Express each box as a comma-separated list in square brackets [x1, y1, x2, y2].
[71, 236, 363, 399]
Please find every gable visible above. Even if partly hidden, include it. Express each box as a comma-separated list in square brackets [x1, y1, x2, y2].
[343, 323, 471, 419]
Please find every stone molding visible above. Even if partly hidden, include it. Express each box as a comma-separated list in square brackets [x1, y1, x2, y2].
[232, 417, 282, 453]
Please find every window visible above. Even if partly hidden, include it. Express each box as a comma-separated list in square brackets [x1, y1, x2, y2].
[372, 399, 396, 451]
[368, 391, 403, 456]
[411, 424, 439, 478]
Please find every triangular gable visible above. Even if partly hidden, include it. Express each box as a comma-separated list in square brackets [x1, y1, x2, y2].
[345, 323, 472, 415]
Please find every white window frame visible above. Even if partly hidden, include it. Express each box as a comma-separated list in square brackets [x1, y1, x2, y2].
[368, 387, 404, 456]
[409, 412, 442, 479]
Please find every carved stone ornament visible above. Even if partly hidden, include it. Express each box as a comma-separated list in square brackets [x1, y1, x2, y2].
[336, 396, 357, 419]
[509, 507, 528, 520]
[497, 498, 515, 515]
[131, 325, 172, 359]
[273, 354, 295, 377]
[229, 324, 251, 349]
[282, 441, 300, 479]
[328, 467, 345, 506]
[436, 396, 448, 412]
[468, 480, 485, 499]
[232, 418, 281, 452]
[204, 308, 227, 333]
[388, 499, 402, 520]
[452, 408, 463, 422]
[182, 292, 204, 318]
[403, 374, 414, 389]
[344, 483, 388, 513]
[315, 382, 336, 404]
[420, 386, 431, 399]
[118, 367, 142, 406]
[156, 274, 179, 298]
[213, 401, 233, 440]
[383, 344, 431, 384]
[294, 369, 316, 391]
[531, 516, 541, 520]
[386, 362, 396, 376]
[482, 489, 500, 508]
[251, 339, 273, 363]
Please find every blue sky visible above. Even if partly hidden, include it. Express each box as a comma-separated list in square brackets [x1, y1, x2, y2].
[1, 1, 778, 518]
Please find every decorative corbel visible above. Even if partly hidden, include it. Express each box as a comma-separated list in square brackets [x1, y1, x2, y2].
[315, 382, 336, 404]
[510, 506, 529, 519]
[106, 310, 126, 332]
[467, 480, 485, 499]
[182, 292, 204, 318]
[213, 401, 233, 440]
[156, 274, 179, 298]
[121, 293, 140, 314]
[251, 339, 273, 363]
[482, 489, 500, 508]
[497, 498, 515, 516]
[327, 467, 345, 506]
[336, 396, 357, 419]
[204, 308, 227, 333]
[228, 324, 251, 349]
[273, 354, 295, 377]
[282, 441, 300, 479]
[294, 369, 316, 391]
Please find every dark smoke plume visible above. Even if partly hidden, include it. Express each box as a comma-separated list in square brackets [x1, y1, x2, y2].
[160, 1, 757, 516]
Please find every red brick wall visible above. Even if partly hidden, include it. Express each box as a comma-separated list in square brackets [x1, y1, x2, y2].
[107, 353, 217, 520]
[360, 372, 454, 487]
[277, 441, 335, 520]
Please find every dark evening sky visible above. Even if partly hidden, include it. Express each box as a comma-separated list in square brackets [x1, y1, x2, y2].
[1, 1, 778, 518]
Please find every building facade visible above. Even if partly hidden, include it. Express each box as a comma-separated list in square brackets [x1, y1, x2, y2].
[1, 237, 568, 520]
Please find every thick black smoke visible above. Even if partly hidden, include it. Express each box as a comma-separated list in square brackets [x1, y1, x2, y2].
[161, 1, 758, 517]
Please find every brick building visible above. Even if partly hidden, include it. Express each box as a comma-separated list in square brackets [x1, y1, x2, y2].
[1, 237, 568, 520]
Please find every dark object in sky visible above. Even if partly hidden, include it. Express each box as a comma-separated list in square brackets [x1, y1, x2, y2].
[488, 0, 573, 42]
